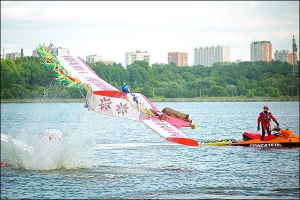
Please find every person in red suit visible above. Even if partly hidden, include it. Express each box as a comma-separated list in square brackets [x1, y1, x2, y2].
[257, 105, 279, 141]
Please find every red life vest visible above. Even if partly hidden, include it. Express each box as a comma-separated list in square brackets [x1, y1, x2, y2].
[259, 111, 272, 122]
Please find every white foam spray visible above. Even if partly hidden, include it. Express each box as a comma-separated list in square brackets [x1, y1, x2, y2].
[1, 125, 96, 171]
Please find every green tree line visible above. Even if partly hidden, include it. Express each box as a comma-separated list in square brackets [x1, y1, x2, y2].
[1, 56, 299, 99]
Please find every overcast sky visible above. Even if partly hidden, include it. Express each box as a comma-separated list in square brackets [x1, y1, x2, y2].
[1, 1, 299, 66]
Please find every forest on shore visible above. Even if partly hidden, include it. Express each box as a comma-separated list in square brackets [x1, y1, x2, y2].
[1, 56, 299, 100]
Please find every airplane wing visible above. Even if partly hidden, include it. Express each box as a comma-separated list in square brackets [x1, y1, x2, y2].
[142, 117, 198, 146]
[36, 43, 198, 147]
[57, 55, 119, 92]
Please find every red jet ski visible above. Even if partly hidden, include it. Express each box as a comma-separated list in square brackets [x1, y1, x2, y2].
[230, 126, 300, 147]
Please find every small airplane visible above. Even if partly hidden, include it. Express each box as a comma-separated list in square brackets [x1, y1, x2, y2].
[36, 43, 198, 147]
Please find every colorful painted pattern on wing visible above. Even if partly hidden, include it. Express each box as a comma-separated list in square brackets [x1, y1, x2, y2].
[36, 43, 90, 92]
[99, 97, 113, 111]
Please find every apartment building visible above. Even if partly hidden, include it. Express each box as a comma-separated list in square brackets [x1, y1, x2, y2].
[250, 41, 272, 62]
[168, 52, 188, 67]
[86, 54, 102, 63]
[6, 52, 21, 60]
[194, 45, 230, 67]
[274, 50, 298, 65]
[50, 47, 69, 56]
[5, 49, 24, 60]
[125, 50, 151, 68]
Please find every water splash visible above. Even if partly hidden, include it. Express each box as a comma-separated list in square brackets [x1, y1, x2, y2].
[1, 128, 95, 171]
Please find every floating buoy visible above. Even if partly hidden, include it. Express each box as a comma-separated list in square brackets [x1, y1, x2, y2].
[1, 162, 5, 167]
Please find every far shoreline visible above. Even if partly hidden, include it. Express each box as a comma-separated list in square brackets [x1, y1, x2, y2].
[1, 96, 299, 103]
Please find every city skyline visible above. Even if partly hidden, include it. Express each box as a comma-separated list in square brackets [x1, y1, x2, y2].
[1, 1, 299, 67]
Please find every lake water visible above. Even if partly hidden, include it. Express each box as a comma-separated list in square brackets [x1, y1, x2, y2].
[1, 101, 299, 199]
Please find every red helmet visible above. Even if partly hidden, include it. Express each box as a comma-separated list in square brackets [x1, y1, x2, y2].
[263, 105, 269, 110]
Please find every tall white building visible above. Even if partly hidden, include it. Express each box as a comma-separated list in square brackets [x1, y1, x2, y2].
[194, 45, 230, 67]
[86, 54, 102, 63]
[250, 41, 272, 62]
[50, 47, 69, 56]
[125, 50, 151, 68]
